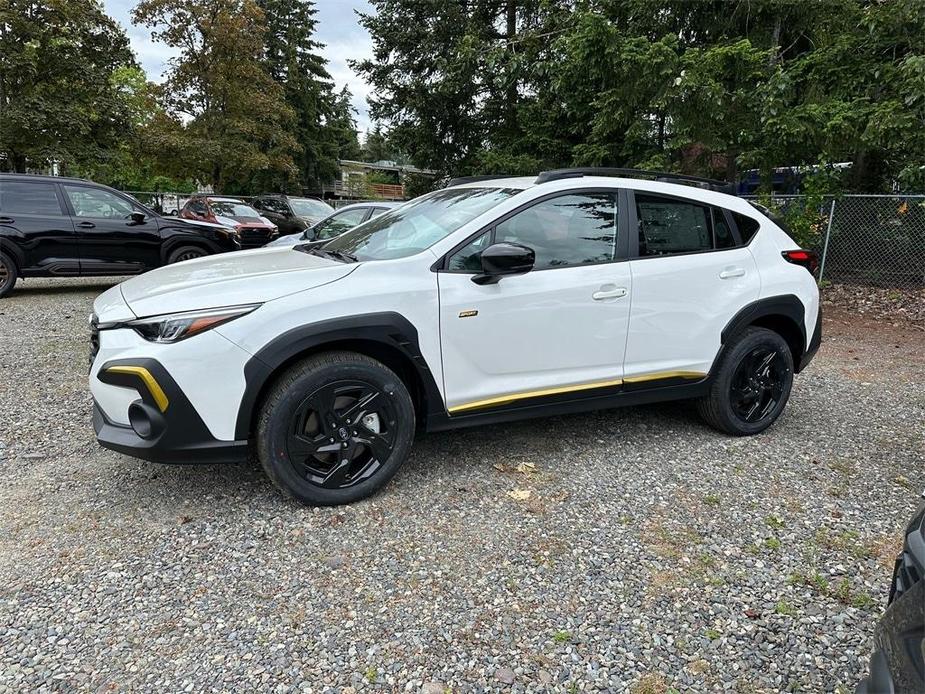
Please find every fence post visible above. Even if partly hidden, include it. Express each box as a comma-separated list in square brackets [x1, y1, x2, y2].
[818, 199, 836, 283]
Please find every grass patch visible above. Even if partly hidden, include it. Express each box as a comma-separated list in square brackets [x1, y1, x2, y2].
[764, 536, 782, 551]
[765, 515, 785, 530]
[774, 600, 796, 616]
[704, 628, 721, 640]
[703, 494, 721, 506]
[552, 630, 571, 644]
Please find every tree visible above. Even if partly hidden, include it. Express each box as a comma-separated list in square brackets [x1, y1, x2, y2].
[357, 0, 925, 191]
[257, 0, 340, 188]
[133, 0, 299, 191]
[0, 0, 136, 172]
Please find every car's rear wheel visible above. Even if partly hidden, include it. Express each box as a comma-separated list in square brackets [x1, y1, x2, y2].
[0, 252, 18, 298]
[167, 246, 207, 264]
[697, 327, 794, 436]
[256, 351, 415, 506]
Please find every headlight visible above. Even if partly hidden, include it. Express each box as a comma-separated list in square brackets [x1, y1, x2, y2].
[128, 304, 260, 343]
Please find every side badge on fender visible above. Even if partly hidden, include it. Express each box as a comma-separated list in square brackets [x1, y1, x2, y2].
[458, 309, 478, 318]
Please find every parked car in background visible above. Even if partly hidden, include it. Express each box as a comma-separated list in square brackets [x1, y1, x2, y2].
[264, 201, 400, 248]
[89, 168, 821, 506]
[179, 196, 279, 249]
[856, 500, 925, 694]
[0, 174, 241, 298]
[251, 194, 334, 235]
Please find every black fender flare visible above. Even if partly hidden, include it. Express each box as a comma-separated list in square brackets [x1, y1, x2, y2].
[0, 232, 26, 269]
[716, 294, 808, 372]
[158, 232, 223, 264]
[234, 312, 444, 440]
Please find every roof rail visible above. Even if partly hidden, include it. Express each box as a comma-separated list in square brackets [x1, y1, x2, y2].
[534, 168, 734, 193]
[445, 174, 518, 187]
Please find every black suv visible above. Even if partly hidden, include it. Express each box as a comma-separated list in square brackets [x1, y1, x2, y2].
[251, 194, 333, 235]
[0, 174, 242, 298]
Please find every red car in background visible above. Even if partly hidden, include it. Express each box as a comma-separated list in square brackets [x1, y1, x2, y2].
[179, 196, 279, 249]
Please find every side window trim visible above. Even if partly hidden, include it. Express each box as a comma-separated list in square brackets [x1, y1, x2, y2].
[436, 187, 628, 273]
[627, 189, 746, 260]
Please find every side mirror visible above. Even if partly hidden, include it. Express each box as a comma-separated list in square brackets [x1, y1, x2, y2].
[129, 211, 147, 224]
[472, 242, 535, 285]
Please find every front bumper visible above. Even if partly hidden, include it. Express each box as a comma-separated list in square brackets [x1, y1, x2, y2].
[93, 356, 248, 465]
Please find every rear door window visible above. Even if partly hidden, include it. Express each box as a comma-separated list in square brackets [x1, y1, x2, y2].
[635, 193, 744, 256]
[0, 181, 64, 216]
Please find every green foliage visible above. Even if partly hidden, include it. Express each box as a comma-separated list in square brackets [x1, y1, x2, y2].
[358, 0, 925, 190]
[133, 0, 299, 192]
[0, 0, 137, 172]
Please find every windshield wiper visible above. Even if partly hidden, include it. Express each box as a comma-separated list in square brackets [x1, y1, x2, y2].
[296, 245, 358, 263]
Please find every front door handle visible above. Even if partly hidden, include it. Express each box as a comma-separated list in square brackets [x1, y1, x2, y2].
[592, 285, 628, 301]
[0, 216, 14, 224]
[77, 221, 96, 229]
[719, 267, 745, 279]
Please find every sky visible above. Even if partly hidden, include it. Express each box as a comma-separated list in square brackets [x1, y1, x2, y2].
[101, 0, 376, 134]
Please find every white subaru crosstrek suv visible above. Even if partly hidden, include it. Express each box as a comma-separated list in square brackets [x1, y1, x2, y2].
[89, 169, 821, 505]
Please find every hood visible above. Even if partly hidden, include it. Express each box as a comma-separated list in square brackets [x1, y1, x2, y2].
[172, 216, 228, 230]
[215, 214, 274, 229]
[264, 232, 305, 248]
[118, 247, 357, 318]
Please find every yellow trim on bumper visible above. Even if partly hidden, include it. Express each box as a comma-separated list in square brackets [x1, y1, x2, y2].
[447, 378, 624, 414]
[106, 366, 169, 412]
[622, 370, 706, 384]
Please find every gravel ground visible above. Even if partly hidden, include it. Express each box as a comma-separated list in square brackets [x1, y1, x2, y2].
[1, 277, 923, 693]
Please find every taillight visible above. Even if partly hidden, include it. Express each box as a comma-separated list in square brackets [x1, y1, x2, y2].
[781, 249, 819, 275]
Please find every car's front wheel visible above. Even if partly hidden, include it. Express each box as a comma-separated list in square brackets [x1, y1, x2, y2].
[697, 327, 794, 436]
[167, 246, 207, 264]
[256, 351, 415, 505]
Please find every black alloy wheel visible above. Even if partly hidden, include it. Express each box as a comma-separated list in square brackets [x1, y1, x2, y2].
[257, 351, 415, 505]
[729, 347, 788, 424]
[287, 380, 399, 489]
[697, 326, 794, 436]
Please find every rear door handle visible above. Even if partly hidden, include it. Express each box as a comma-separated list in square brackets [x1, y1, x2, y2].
[719, 267, 745, 279]
[592, 286, 628, 300]
[77, 221, 96, 229]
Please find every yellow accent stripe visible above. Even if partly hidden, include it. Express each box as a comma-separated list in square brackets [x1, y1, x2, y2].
[448, 378, 624, 414]
[622, 370, 706, 384]
[447, 370, 707, 414]
[106, 366, 169, 412]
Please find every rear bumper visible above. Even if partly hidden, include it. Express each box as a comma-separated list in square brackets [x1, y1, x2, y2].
[797, 304, 822, 372]
[92, 357, 248, 464]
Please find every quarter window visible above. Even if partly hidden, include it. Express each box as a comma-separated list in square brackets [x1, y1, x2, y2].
[448, 231, 492, 272]
[635, 194, 741, 256]
[733, 211, 761, 243]
[65, 186, 135, 219]
[493, 193, 619, 270]
[0, 182, 63, 216]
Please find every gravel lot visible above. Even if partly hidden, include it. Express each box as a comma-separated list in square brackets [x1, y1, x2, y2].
[1, 278, 923, 693]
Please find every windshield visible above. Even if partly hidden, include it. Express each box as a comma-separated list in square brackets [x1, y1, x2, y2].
[290, 198, 333, 217]
[211, 201, 260, 217]
[323, 187, 519, 261]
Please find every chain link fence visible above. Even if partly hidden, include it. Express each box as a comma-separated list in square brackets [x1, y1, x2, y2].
[743, 194, 925, 289]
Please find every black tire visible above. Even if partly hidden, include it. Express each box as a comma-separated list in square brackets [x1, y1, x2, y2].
[167, 245, 207, 264]
[256, 351, 415, 506]
[697, 327, 794, 436]
[0, 251, 18, 298]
